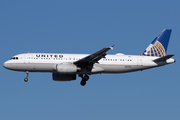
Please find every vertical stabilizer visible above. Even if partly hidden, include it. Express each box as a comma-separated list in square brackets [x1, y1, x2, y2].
[141, 29, 172, 57]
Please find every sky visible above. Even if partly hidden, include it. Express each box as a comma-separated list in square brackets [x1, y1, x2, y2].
[0, 0, 180, 119]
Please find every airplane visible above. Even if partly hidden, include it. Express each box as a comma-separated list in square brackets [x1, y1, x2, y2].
[3, 29, 175, 86]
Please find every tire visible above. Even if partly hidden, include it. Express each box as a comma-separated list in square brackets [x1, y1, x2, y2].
[80, 80, 86, 86]
[84, 75, 89, 81]
[24, 78, 28, 82]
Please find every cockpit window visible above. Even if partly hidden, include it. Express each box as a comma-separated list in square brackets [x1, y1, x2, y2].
[10, 57, 18, 60]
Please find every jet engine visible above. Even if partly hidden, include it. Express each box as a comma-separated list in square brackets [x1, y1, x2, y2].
[56, 63, 77, 73]
[52, 73, 76, 81]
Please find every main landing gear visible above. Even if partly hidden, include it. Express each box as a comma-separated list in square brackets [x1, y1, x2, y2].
[24, 71, 29, 82]
[79, 74, 89, 86]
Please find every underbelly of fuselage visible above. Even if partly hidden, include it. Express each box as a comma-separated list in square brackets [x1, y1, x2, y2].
[5, 63, 56, 72]
[5, 63, 153, 74]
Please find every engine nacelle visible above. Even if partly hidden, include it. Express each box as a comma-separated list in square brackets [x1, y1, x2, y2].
[56, 63, 77, 73]
[52, 73, 76, 81]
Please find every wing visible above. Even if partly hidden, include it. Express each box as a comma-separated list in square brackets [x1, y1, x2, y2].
[74, 45, 114, 67]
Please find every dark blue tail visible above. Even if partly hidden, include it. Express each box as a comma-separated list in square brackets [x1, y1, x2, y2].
[141, 29, 172, 57]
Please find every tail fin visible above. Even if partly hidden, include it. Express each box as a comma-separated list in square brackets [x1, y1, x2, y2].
[141, 29, 172, 57]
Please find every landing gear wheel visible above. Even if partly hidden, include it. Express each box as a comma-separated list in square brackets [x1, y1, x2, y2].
[80, 80, 86, 86]
[24, 78, 28, 82]
[24, 71, 29, 82]
[84, 75, 89, 81]
[78, 74, 89, 86]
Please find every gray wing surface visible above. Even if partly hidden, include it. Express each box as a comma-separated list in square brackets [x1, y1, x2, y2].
[74, 46, 114, 67]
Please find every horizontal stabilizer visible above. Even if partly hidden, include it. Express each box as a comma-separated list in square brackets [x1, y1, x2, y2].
[153, 54, 174, 62]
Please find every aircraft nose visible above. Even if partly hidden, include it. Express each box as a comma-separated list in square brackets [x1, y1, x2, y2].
[3, 61, 9, 69]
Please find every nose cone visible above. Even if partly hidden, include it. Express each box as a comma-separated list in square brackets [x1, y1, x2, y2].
[3, 62, 8, 68]
[3, 61, 10, 69]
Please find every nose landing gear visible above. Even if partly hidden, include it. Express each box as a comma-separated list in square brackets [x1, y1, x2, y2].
[79, 74, 89, 86]
[24, 71, 29, 82]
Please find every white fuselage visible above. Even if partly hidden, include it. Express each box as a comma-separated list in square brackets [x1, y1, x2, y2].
[3, 53, 175, 74]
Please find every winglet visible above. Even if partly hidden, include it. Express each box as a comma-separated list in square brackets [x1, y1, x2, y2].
[110, 45, 114, 50]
